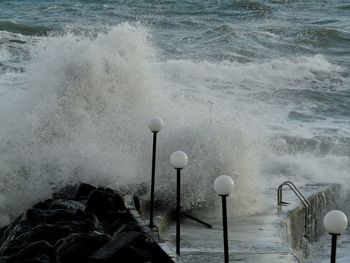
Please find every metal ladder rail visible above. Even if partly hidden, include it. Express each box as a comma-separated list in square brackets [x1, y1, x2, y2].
[277, 181, 312, 240]
[278, 181, 310, 207]
[279, 181, 311, 223]
[277, 181, 311, 240]
[278, 182, 311, 240]
[278, 181, 312, 239]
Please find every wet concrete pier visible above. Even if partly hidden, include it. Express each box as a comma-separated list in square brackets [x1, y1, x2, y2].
[146, 184, 338, 263]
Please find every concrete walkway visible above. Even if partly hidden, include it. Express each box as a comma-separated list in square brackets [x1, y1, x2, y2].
[160, 213, 300, 263]
[141, 183, 338, 263]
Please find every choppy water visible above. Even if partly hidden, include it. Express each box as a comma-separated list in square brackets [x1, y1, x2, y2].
[0, 1, 349, 254]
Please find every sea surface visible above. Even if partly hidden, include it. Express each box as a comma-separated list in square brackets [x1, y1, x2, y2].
[0, 0, 349, 261]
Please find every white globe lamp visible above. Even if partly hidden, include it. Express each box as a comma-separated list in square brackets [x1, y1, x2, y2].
[149, 118, 163, 132]
[170, 151, 188, 169]
[324, 210, 348, 235]
[214, 175, 234, 196]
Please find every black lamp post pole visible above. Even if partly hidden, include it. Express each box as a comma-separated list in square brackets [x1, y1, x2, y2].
[176, 168, 182, 255]
[330, 234, 338, 263]
[149, 131, 158, 228]
[221, 195, 229, 263]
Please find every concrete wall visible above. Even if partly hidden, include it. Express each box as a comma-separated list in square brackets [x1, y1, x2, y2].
[278, 184, 339, 259]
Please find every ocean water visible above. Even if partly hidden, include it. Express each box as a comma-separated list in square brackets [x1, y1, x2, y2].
[0, 0, 349, 259]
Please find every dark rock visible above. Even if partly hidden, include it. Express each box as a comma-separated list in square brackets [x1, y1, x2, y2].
[110, 221, 139, 236]
[106, 246, 152, 263]
[53, 185, 78, 199]
[55, 217, 103, 235]
[26, 208, 84, 223]
[0, 183, 173, 263]
[0, 219, 19, 246]
[56, 232, 109, 263]
[10, 253, 51, 263]
[1, 237, 29, 257]
[7, 240, 53, 263]
[76, 184, 96, 198]
[89, 230, 152, 261]
[86, 188, 127, 222]
[0, 217, 33, 256]
[33, 200, 53, 210]
[48, 199, 85, 212]
[26, 224, 72, 245]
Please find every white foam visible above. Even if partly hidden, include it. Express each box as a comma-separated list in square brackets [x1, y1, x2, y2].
[0, 23, 348, 225]
[159, 54, 344, 94]
[0, 48, 11, 63]
[0, 24, 268, 224]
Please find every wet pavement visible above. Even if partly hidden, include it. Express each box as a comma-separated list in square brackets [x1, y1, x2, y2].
[155, 184, 337, 263]
[160, 214, 300, 263]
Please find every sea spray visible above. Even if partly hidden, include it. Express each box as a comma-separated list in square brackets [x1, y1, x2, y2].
[154, 121, 266, 217]
[0, 24, 160, 224]
[0, 25, 347, 226]
[0, 24, 268, 225]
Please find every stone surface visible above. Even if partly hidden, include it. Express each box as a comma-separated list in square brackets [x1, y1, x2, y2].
[0, 183, 174, 263]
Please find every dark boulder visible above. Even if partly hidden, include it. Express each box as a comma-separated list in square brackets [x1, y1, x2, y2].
[26, 224, 73, 245]
[55, 217, 104, 235]
[55, 232, 109, 263]
[0, 183, 174, 263]
[7, 240, 53, 263]
[76, 183, 96, 198]
[48, 199, 85, 212]
[86, 188, 127, 222]
[33, 200, 54, 210]
[26, 208, 78, 223]
[1, 237, 29, 257]
[89, 230, 152, 262]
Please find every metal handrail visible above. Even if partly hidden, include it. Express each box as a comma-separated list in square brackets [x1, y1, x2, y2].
[277, 181, 311, 241]
[278, 181, 310, 207]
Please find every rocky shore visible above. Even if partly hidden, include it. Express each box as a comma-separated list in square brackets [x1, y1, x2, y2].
[0, 183, 172, 263]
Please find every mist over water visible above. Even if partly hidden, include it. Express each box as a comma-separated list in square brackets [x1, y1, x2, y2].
[0, 0, 349, 230]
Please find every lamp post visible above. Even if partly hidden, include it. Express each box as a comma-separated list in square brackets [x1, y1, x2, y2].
[170, 151, 188, 255]
[148, 118, 163, 228]
[323, 210, 348, 263]
[214, 175, 234, 263]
